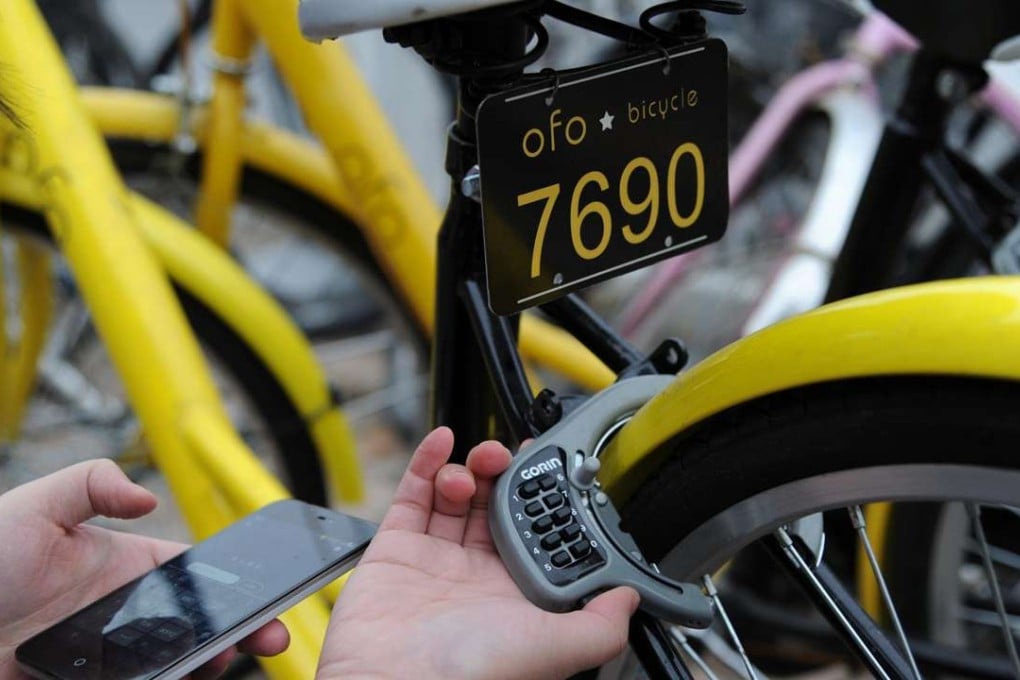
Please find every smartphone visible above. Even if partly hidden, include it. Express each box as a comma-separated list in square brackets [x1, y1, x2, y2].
[16, 499, 376, 680]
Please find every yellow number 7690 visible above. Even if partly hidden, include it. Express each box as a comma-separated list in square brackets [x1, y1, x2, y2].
[516, 142, 705, 279]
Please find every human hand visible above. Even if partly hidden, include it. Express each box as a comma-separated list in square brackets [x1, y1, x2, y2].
[0, 460, 289, 679]
[317, 427, 638, 680]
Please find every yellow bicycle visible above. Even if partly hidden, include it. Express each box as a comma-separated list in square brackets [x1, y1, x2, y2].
[0, 1, 369, 676]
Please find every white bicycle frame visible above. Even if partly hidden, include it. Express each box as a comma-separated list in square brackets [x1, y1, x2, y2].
[741, 88, 883, 333]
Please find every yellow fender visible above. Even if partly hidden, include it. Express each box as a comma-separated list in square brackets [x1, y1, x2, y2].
[601, 276, 1020, 499]
[131, 194, 364, 504]
[600, 277, 1020, 616]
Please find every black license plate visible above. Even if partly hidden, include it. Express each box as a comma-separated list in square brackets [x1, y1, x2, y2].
[476, 39, 729, 315]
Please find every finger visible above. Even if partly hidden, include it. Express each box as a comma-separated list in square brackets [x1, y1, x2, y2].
[424, 463, 476, 543]
[190, 648, 235, 680]
[550, 587, 639, 676]
[461, 441, 512, 550]
[582, 586, 640, 621]
[236, 618, 290, 657]
[19, 459, 158, 530]
[378, 427, 455, 534]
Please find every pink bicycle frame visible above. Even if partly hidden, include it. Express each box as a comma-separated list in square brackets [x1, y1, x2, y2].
[620, 10, 1020, 337]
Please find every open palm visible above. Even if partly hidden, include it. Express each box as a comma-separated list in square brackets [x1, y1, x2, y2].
[317, 428, 637, 680]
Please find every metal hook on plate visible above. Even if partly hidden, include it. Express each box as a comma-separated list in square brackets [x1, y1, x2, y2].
[541, 68, 562, 106]
[652, 42, 673, 75]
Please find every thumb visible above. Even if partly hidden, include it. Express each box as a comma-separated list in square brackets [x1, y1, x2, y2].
[20, 459, 158, 529]
[552, 587, 639, 674]
[584, 586, 640, 621]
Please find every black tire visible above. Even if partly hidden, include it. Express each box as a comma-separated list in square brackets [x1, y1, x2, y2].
[617, 376, 1020, 676]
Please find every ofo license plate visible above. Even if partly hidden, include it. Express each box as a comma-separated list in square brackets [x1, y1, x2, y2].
[477, 39, 729, 315]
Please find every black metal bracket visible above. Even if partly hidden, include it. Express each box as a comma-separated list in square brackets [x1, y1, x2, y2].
[540, 295, 645, 374]
[461, 278, 539, 444]
[543, 1, 654, 47]
[619, 338, 689, 379]
[921, 150, 998, 256]
[539, 295, 688, 380]
[630, 612, 697, 680]
[640, 1, 746, 45]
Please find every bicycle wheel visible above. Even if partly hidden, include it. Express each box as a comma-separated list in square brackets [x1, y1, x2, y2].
[106, 140, 429, 484]
[613, 376, 1020, 677]
[0, 213, 326, 540]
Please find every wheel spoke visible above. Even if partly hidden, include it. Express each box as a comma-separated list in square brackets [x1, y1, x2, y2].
[966, 503, 1020, 676]
[688, 625, 770, 680]
[337, 375, 427, 420]
[960, 606, 1020, 633]
[849, 505, 922, 679]
[702, 574, 760, 680]
[964, 536, 1020, 571]
[38, 358, 126, 424]
[713, 580, 1017, 678]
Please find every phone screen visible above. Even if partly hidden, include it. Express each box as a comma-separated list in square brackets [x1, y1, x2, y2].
[16, 500, 376, 680]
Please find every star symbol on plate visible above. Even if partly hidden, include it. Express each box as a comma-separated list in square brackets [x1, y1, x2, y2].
[599, 110, 615, 131]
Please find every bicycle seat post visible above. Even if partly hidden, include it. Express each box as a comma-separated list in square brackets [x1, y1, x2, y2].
[387, 6, 543, 460]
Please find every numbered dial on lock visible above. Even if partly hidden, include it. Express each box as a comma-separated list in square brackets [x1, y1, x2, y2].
[509, 450, 607, 583]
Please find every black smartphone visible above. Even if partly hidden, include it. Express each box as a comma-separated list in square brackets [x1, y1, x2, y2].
[16, 499, 376, 680]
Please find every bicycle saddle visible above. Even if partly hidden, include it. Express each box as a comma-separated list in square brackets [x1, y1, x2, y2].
[299, 0, 521, 40]
[873, 0, 1020, 64]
